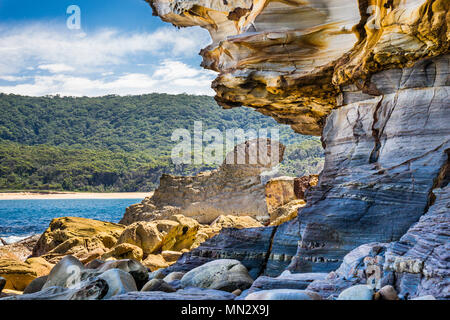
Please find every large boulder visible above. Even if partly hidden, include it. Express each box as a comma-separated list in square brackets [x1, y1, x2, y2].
[24, 257, 54, 277]
[32, 217, 125, 263]
[180, 259, 254, 292]
[101, 243, 143, 261]
[337, 285, 374, 300]
[0, 258, 37, 291]
[245, 289, 322, 300]
[141, 279, 176, 293]
[96, 259, 149, 290]
[1, 280, 109, 300]
[209, 215, 263, 233]
[97, 269, 137, 299]
[142, 254, 169, 271]
[0, 235, 40, 261]
[116, 215, 200, 256]
[42, 255, 88, 289]
[110, 287, 236, 300]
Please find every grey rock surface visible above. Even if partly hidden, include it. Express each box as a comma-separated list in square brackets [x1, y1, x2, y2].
[180, 259, 254, 292]
[386, 185, 450, 299]
[109, 287, 236, 300]
[289, 55, 450, 274]
[97, 269, 137, 299]
[141, 279, 176, 293]
[337, 285, 374, 300]
[245, 289, 322, 300]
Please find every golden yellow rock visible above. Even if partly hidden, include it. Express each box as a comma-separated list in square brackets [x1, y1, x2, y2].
[265, 177, 298, 212]
[116, 215, 200, 255]
[142, 254, 169, 271]
[269, 200, 306, 226]
[32, 217, 125, 263]
[161, 250, 183, 263]
[116, 221, 168, 255]
[101, 243, 144, 261]
[0, 258, 37, 291]
[191, 231, 210, 250]
[24, 257, 54, 277]
[163, 215, 200, 251]
[210, 215, 263, 232]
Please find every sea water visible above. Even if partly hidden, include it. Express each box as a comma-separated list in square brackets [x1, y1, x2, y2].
[0, 199, 143, 244]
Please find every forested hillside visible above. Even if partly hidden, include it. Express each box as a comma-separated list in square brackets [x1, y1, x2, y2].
[0, 93, 324, 191]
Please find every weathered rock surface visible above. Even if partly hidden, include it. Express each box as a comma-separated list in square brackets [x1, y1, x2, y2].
[121, 139, 285, 225]
[265, 175, 317, 212]
[141, 279, 176, 293]
[109, 287, 236, 300]
[251, 272, 327, 292]
[96, 269, 138, 299]
[116, 215, 200, 256]
[0, 282, 109, 300]
[385, 185, 450, 299]
[305, 242, 389, 299]
[101, 243, 144, 261]
[162, 216, 301, 279]
[95, 259, 149, 289]
[32, 217, 125, 264]
[23, 275, 48, 294]
[289, 55, 450, 274]
[0, 258, 37, 291]
[0, 235, 40, 261]
[337, 285, 374, 300]
[180, 259, 254, 292]
[245, 289, 321, 300]
[163, 226, 274, 279]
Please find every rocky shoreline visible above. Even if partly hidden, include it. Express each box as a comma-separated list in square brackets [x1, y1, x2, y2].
[1, 0, 448, 301]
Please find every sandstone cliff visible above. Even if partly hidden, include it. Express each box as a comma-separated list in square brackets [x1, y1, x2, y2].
[146, 0, 449, 299]
[121, 138, 286, 225]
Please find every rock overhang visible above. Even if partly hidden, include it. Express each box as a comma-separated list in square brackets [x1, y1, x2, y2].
[145, 0, 449, 136]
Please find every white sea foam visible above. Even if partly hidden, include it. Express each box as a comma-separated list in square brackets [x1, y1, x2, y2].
[1, 234, 34, 244]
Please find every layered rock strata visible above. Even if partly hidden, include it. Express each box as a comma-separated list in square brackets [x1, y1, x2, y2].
[147, 0, 449, 135]
[289, 55, 450, 273]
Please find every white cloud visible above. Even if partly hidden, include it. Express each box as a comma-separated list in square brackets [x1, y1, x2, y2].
[0, 22, 215, 96]
[38, 64, 75, 73]
[0, 23, 211, 75]
[0, 60, 216, 96]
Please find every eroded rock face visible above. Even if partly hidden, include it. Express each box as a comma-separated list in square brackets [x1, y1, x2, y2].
[289, 55, 450, 274]
[385, 185, 450, 299]
[32, 217, 125, 264]
[147, 0, 448, 136]
[121, 139, 285, 225]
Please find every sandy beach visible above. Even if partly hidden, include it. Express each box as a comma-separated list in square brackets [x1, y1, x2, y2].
[0, 191, 152, 200]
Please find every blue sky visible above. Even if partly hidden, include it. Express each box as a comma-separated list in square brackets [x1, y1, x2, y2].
[0, 0, 215, 96]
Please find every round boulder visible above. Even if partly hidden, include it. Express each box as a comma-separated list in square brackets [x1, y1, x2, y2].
[180, 259, 254, 292]
[141, 279, 176, 293]
[163, 272, 185, 282]
[337, 285, 374, 300]
[97, 269, 137, 299]
[0, 276, 5, 293]
[378, 285, 399, 300]
[245, 289, 322, 300]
